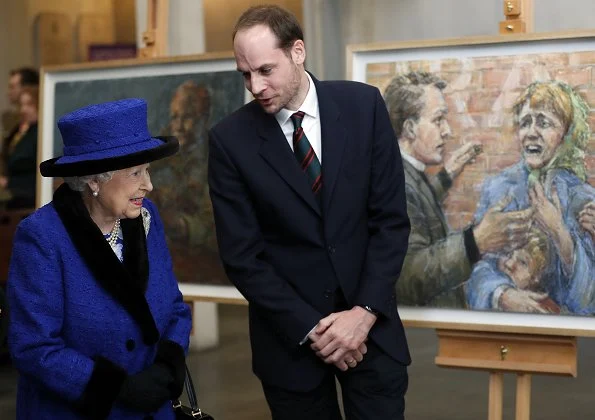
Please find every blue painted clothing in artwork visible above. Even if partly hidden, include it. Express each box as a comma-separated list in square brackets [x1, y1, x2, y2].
[465, 162, 595, 314]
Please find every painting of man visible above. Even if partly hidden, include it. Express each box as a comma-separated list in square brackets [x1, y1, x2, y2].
[370, 38, 595, 318]
[150, 81, 222, 284]
[51, 69, 245, 285]
[384, 71, 531, 308]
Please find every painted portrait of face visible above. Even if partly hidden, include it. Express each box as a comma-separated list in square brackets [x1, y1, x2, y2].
[517, 102, 567, 170]
[167, 81, 210, 147]
[497, 231, 549, 291]
[409, 85, 452, 165]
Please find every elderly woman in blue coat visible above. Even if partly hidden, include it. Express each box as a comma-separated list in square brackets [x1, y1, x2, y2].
[7, 98, 193, 419]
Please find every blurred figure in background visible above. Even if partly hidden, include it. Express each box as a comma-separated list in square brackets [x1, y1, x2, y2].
[0, 85, 39, 209]
[2, 67, 39, 140]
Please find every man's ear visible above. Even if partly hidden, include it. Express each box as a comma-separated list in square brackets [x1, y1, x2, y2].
[291, 40, 306, 65]
[402, 118, 417, 141]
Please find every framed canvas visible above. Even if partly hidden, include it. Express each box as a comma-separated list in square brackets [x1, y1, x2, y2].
[347, 31, 595, 336]
[38, 52, 248, 303]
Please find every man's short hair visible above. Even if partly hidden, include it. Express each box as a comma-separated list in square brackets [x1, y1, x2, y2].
[383, 71, 447, 139]
[9, 67, 40, 86]
[233, 5, 303, 55]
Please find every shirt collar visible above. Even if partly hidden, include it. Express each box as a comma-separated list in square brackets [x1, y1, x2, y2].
[401, 152, 426, 172]
[275, 72, 319, 127]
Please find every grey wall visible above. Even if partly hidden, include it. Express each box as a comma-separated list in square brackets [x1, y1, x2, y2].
[135, 0, 206, 56]
[303, 0, 595, 81]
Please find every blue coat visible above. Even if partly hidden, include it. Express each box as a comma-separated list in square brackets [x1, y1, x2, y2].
[7, 187, 192, 419]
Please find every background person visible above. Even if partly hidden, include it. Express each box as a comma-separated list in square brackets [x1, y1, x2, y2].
[2, 67, 39, 152]
[0, 85, 39, 209]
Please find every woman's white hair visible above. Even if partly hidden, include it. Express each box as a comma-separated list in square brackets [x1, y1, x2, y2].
[63, 171, 114, 192]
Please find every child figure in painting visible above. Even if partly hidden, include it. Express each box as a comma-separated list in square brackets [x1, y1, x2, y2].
[496, 229, 561, 314]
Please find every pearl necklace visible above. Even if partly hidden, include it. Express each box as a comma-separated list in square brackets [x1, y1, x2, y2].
[106, 219, 120, 247]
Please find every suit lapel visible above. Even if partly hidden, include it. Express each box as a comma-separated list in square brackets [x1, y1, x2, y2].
[257, 110, 322, 217]
[315, 78, 347, 214]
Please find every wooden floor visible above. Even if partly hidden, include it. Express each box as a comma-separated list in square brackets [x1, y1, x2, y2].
[2, 305, 595, 419]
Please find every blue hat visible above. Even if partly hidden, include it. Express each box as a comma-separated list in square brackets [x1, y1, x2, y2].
[40, 98, 179, 177]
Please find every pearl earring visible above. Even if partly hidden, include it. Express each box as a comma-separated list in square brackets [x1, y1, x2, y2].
[92, 191, 98, 197]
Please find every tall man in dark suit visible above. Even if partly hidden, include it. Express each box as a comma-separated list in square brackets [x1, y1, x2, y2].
[208, 5, 411, 420]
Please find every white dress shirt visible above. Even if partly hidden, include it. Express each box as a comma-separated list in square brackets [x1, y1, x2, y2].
[275, 73, 322, 345]
[275, 73, 322, 164]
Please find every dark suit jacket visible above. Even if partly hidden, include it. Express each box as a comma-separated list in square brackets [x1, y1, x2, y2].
[397, 160, 474, 308]
[3, 123, 38, 207]
[208, 75, 411, 391]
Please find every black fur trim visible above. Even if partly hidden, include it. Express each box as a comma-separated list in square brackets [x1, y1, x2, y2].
[52, 183, 159, 344]
[77, 356, 127, 419]
[155, 339, 186, 398]
[40, 136, 179, 177]
[121, 216, 149, 291]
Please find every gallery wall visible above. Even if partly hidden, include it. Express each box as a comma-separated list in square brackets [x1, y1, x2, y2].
[2, 0, 595, 126]
[304, 0, 595, 81]
[0, 0, 135, 112]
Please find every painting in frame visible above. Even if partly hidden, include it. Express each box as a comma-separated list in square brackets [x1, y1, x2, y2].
[38, 52, 247, 304]
[348, 31, 595, 336]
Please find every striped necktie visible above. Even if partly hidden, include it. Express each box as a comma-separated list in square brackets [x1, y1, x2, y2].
[290, 111, 322, 196]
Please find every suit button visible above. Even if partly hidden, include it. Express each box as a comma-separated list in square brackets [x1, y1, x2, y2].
[126, 339, 135, 351]
[327, 245, 336, 254]
[324, 289, 332, 298]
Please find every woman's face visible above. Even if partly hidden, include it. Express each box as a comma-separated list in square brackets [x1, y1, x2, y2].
[19, 92, 38, 124]
[517, 102, 566, 170]
[91, 164, 153, 220]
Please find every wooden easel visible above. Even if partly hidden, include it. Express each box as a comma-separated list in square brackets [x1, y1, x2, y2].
[138, 0, 169, 58]
[436, 4, 574, 419]
[499, 0, 534, 34]
[435, 330, 577, 420]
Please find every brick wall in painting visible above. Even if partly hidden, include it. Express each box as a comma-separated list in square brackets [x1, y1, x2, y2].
[367, 51, 595, 230]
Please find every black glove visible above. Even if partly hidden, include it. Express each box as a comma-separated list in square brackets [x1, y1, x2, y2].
[117, 363, 174, 413]
[155, 339, 186, 399]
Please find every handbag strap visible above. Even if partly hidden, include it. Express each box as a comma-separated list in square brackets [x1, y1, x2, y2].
[184, 364, 199, 411]
[182, 363, 207, 418]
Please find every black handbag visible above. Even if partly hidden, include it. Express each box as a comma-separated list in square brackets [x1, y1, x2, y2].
[173, 365, 214, 420]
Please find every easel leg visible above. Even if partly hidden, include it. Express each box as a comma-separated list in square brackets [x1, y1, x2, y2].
[515, 373, 532, 420]
[488, 372, 503, 420]
[189, 301, 220, 351]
